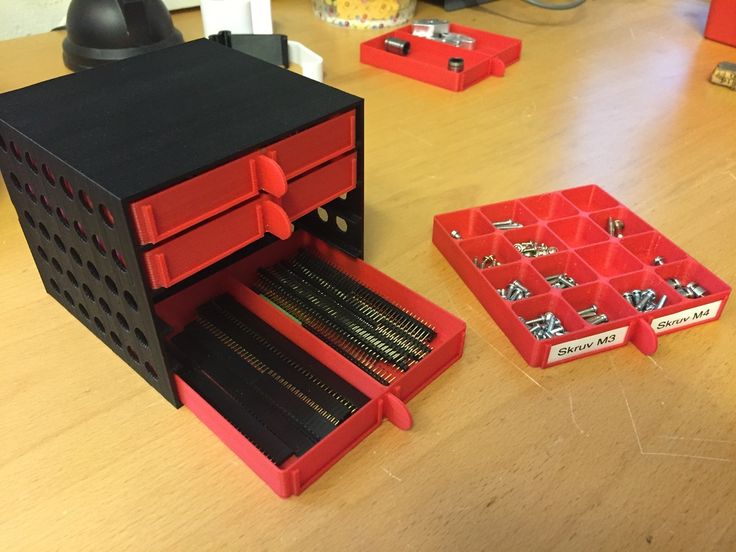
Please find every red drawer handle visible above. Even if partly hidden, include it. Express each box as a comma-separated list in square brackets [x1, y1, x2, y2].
[254, 154, 287, 198]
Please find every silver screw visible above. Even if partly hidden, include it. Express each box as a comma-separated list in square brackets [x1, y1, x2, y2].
[653, 256, 665, 266]
[450, 230, 462, 239]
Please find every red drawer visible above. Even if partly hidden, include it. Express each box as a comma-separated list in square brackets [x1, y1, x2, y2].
[130, 152, 288, 245]
[144, 152, 358, 289]
[130, 110, 356, 246]
[261, 110, 356, 180]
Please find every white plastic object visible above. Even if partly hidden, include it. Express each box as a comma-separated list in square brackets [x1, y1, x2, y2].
[200, 0, 273, 36]
[287, 41, 324, 82]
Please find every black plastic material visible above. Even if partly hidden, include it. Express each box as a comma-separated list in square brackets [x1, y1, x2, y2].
[209, 31, 289, 68]
[63, 0, 184, 71]
[0, 40, 365, 406]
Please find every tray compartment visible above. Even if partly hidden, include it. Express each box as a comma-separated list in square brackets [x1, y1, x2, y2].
[520, 192, 579, 220]
[620, 231, 688, 266]
[562, 184, 619, 212]
[548, 216, 610, 248]
[561, 282, 637, 326]
[478, 200, 538, 229]
[502, 225, 567, 257]
[483, 262, 551, 301]
[531, 251, 598, 287]
[588, 206, 653, 238]
[459, 233, 522, 268]
[576, 242, 642, 277]
[434, 208, 495, 240]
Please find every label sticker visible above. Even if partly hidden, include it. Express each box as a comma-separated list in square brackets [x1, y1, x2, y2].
[547, 326, 629, 364]
[651, 300, 722, 334]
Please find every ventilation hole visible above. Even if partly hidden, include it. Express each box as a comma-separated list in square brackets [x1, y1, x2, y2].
[87, 261, 100, 280]
[69, 247, 82, 266]
[56, 207, 70, 228]
[112, 249, 127, 272]
[66, 270, 79, 288]
[78, 303, 90, 320]
[40, 194, 52, 214]
[79, 190, 93, 213]
[116, 312, 129, 331]
[49, 278, 60, 293]
[60, 176, 73, 198]
[144, 362, 159, 381]
[39, 222, 50, 240]
[74, 220, 87, 242]
[63, 291, 74, 305]
[127, 346, 140, 364]
[99, 204, 115, 228]
[10, 141, 21, 161]
[336, 216, 348, 232]
[9, 172, 21, 190]
[99, 297, 111, 315]
[23, 211, 35, 228]
[92, 234, 107, 256]
[42, 164, 55, 186]
[51, 258, 62, 274]
[53, 234, 66, 253]
[110, 331, 122, 348]
[25, 151, 38, 173]
[123, 291, 138, 311]
[24, 183, 37, 203]
[37, 245, 48, 262]
[0, 133, 6, 152]
[317, 207, 329, 222]
[94, 317, 106, 334]
[105, 275, 118, 295]
[82, 283, 94, 302]
[134, 328, 148, 348]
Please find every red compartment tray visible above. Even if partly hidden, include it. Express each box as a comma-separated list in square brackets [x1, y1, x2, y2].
[360, 24, 521, 92]
[156, 231, 466, 497]
[433, 185, 731, 367]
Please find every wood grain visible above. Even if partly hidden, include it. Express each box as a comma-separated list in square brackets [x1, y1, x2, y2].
[1, 1, 735, 550]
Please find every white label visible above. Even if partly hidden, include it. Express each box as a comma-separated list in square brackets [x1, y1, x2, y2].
[547, 326, 629, 364]
[651, 300, 722, 333]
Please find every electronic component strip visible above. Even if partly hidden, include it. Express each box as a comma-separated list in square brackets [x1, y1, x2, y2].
[173, 294, 369, 465]
[252, 251, 437, 385]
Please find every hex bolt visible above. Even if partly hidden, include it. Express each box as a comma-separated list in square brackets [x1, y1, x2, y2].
[450, 229, 462, 239]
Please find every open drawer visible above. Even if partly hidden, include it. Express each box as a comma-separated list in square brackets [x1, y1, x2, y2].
[155, 231, 466, 497]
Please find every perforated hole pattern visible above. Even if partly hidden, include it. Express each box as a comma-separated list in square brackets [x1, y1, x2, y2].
[0, 130, 170, 395]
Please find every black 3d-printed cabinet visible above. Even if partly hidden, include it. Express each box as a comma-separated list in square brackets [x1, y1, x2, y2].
[1, 40, 465, 496]
[0, 40, 364, 405]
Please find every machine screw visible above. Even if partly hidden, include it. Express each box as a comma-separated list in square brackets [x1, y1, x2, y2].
[450, 229, 462, 239]
[653, 256, 665, 266]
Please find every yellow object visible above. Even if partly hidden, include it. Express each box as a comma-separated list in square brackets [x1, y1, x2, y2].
[313, 0, 415, 28]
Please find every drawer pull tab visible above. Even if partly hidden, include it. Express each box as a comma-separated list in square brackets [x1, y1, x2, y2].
[255, 154, 287, 198]
[260, 199, 292, 240]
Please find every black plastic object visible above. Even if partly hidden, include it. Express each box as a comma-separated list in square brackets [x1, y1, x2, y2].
[0, 40, 364, 405]
[209, 31, 289, 68]
[63, 0, 184, 71]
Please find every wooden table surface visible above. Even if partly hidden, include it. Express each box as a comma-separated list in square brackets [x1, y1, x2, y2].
[2, 1, 735, 550]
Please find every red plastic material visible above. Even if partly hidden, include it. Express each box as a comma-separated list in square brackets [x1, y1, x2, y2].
[130, 110, 356, 245]
[433, 185, 731, 367]
[155, 231, 467, 497]
[705, 0, 736, 47]
[360, 24, 521, 92]
[143, 152, 358, 289]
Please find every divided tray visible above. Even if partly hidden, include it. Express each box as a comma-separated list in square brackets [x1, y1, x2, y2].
[433, 185, 731, 367]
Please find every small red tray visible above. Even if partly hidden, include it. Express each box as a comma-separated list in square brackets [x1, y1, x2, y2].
[360, 24, 521, 92]
[433, 185, 731, 367]
[156, 231, 466, 497]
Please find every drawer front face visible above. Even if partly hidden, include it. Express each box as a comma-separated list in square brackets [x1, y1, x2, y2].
[262, 110, 356, 180]
[130, 152, 263, 245]
[280, 153, 357, 220]
[143, 153, 358, 289]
